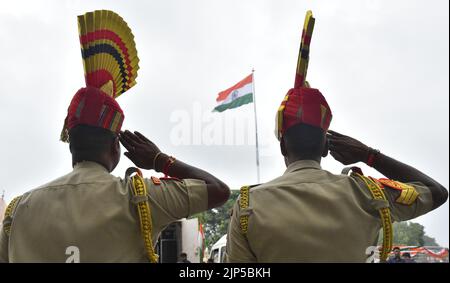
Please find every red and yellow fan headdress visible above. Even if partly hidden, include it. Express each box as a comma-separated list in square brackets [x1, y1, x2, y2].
[275, 10, 331, 141]
[78, 10, 139, 98]
[60, 10, 139, 142]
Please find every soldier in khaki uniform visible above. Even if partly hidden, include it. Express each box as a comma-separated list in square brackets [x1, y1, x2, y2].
[226, 87, 448, 263]
[0, 86, 230, 263]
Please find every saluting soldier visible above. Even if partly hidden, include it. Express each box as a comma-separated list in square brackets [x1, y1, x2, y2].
[1, 9, 230, 263]
[225, 87, 448, 263]
[0, 86, 230, 262]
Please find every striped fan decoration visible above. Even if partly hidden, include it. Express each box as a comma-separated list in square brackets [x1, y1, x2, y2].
[294, 10, 315, 89]
[78, 10, 139, 98]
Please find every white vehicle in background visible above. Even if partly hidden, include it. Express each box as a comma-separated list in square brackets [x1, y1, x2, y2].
[156, 218, 204, 263]
[209, 234, 227, 263]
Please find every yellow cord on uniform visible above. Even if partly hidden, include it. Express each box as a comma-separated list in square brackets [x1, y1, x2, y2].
[3, 195, 22, 236]
[239, 186, 250, 235]
[356, 174, 393, 262]
[131, 173, 159, 263]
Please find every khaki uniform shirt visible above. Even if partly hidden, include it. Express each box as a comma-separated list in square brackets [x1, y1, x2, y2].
[225, 160, 433, 263]
[0, 161, 208, 262]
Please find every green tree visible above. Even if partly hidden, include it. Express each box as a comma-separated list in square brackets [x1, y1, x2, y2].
[378, 221, 439, 246]
[423, 235, 439, 246]
[192, 190, 240, 249]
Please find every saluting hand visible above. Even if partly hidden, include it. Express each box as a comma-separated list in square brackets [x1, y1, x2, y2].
[327, 130, 370, 165]
[119, 130, 161, 170]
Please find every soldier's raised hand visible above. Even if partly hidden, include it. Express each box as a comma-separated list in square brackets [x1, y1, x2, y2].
[327, 130, 370, 165]
[119, 130, 161, 170]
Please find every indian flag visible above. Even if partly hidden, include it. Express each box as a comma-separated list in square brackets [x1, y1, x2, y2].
[197, 222, 205, 262]
[213, 74, 253, 112]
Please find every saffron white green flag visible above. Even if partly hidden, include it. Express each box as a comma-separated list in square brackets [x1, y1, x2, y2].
[213, 74, 253, 112]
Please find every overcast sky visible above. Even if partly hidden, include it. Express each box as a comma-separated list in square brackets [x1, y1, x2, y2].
[0, 0, 448, 246]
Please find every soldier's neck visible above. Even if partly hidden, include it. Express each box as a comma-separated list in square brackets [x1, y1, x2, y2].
[72, 156, 112, 172]
[286, 156, 321, 167]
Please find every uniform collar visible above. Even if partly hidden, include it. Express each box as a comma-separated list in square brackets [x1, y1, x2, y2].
[284, 159, 322, 175]
[73, 161, 109, 173]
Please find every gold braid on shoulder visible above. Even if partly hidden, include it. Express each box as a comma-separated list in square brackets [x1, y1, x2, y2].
[239, 186, 250, 235]
[354, 173, 393, 262]
[3, 195, 22, 236]
[130, 170, 159, 263]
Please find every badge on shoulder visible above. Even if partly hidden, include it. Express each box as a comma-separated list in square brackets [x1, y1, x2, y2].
[378, 179, 419, 205]
[151, 176, 161, 185]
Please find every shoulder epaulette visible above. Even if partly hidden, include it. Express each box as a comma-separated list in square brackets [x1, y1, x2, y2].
[341, 166, 363, 176]
[3, 195, 22, 236]
[344, 167, 393, 262]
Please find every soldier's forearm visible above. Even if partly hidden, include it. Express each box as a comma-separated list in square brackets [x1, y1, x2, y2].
[155, 153, 230, 209]
[154, 153, 221, 184]
[371, 152, 448, 209]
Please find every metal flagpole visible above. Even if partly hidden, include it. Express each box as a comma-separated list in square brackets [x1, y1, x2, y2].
[251, 69, 261, 183]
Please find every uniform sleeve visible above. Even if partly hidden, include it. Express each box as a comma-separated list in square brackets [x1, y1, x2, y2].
[0, 196, 22, 263]
[0, 224, 9, 263]
[382, 181, 433, 222]
[146, 178, 208, 230]
[354, 176, 433, 224]
[352, 175, 434, 222]
[224, 199, 257, 263]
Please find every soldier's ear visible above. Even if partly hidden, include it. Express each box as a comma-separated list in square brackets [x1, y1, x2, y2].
[111, 136, 120, 155]
[280, 137, 288, 157]
[322, 136, 329, 158]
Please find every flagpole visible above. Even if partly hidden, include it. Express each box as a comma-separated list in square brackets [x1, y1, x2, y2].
[251, 69, 261, 183]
